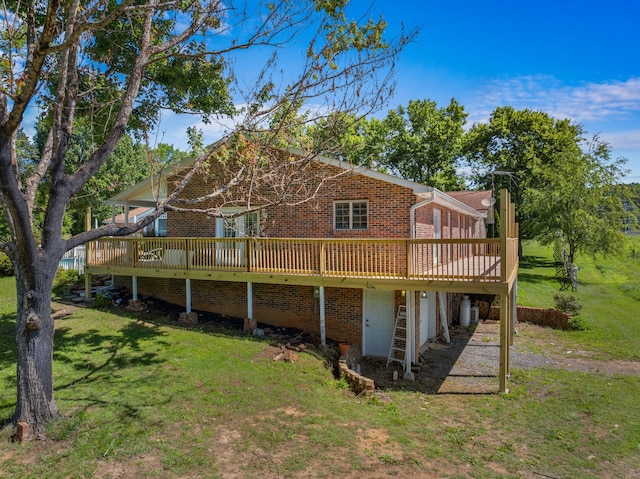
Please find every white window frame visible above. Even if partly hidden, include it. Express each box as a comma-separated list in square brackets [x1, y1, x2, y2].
[215, 208, 260, 238]
[214, 208, 261, 267]
[333, 200, 368, 230]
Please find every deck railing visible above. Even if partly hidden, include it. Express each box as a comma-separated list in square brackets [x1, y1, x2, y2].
[87, 236, 515, 283]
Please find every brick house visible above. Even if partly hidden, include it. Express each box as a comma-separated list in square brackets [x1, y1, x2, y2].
[87, 140, 518, 388]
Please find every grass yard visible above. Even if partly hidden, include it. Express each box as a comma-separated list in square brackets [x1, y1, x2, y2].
[518, 238, 640, 361]
[0, 240, 639, 478]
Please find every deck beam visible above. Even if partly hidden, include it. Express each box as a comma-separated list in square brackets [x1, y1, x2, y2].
[86, 264, 513, 295]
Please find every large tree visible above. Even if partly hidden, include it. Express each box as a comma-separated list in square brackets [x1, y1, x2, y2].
[0, 0, 414, 436]
[524, 136, 628, 264]
[377, 98, 467, 189]
[464, 106, 584, 240]
[306, 98, 468, 189]
[464, 107, 628, 258]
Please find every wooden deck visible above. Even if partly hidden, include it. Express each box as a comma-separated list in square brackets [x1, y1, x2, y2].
[85, 236, 517, 294]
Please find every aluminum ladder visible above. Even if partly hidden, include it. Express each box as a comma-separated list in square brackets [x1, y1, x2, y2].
[386, 305, 407, 368]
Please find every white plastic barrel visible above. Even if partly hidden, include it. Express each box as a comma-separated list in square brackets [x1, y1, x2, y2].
[459, 295, 471, 327]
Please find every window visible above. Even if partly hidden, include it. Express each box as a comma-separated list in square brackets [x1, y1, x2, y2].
[156, 214, 167, 237]
[244, 211, 259, 237]
[216, 210, 260, 238]
[142, 212, 167, 237]
[334, 201, 368, 230]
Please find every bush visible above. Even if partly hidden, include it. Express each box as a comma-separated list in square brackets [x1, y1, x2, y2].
[93, 290, 113, 309]
[568, 315, 588, 331]
[53, 268, 84, 296]
[552, 292, 582, 316]
[0, 252, 13, 277]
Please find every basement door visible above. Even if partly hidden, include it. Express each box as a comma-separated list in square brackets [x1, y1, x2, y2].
[419, 291, 437, 352]
[363, 290, 395, 357]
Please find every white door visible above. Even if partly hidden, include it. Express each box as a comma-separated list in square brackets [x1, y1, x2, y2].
[364, 290, 395, 357]
[419, 291, 437, 351]
[215, 211, 259, 266]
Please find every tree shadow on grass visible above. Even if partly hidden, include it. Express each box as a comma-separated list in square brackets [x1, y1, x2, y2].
[519, 254, 555, 270]
[52, 319, 171, 390]
[0, 310, 172, 426]
[517, 254, 560, 286]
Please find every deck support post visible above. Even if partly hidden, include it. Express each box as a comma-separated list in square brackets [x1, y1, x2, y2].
[511, 279, 517, 346]
[319, 286, 326, 346]
[84, 207, 92, 301]
[404, 291, 415, 379]
[499, 290, 510, 394]
[247, 282, 253, 319]
[84, 272, 92, 301]
[132, 276, 138, 301]
[185, 278, 191, 313]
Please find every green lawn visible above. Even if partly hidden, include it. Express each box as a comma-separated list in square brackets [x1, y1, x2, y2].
[0, 248, 639, 479]
[518, 238, 640, 360]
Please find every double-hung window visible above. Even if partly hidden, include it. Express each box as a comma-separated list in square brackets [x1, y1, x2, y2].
[334, 200, 368, 230]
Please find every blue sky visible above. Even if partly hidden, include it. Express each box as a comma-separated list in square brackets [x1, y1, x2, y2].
[157, 0, 640, 182]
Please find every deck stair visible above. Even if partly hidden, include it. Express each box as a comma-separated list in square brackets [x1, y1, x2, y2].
[386, 305, 407, 368]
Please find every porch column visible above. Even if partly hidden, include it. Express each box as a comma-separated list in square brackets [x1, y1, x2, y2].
[247, 282, 253, 319]
[185, 278, 191, 313]
[319, 286, 326, 346]
[404, 291, 415, 379]
[132, 276, 138, 301]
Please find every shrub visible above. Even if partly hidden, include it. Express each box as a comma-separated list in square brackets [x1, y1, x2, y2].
[552, 292, 582, 316]
[568, 315, 588, 331]
[0, 252, 13, 277]
[52, 268, 84, 296]
[93, 290, 113, 309]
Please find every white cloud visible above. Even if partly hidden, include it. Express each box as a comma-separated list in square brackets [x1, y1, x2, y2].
[467, 76, 640, 125]
[462, 76, 640, 180]
[600, 129, 640, 152]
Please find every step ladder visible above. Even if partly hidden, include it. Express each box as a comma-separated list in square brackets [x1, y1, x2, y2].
[386, 305, 407, 368]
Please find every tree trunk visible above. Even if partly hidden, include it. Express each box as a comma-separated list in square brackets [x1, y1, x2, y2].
[12, 257, 61, 438]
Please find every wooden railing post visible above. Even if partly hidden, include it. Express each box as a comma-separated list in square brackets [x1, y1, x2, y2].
[500, 189, 509, 282]
[320, 240, 325, 276]
[406, 240, 412, 279]
[185, 238, 190, 270]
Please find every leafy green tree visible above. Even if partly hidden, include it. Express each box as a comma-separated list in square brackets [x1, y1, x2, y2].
[65, 135, 158, 236]
[306, 112, 387, 167]
[524, 136, 628, 264]
[307, 99, 468, 189]
[464, 107, 628, 260]
[0, 0, 413, 435]
[463, 107, 584, 240]
[525, 137, 626, 264]
[377, 99, 467, 189]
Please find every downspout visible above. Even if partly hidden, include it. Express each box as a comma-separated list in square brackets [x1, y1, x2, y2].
[407, 191, 437, 377]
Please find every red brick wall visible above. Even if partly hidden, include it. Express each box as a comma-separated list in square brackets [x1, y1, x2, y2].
[115, 275, 368, 345]
[478, 302, 570, 330]
[167, 160, 421, 239]
[413, 203, 483, 240]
